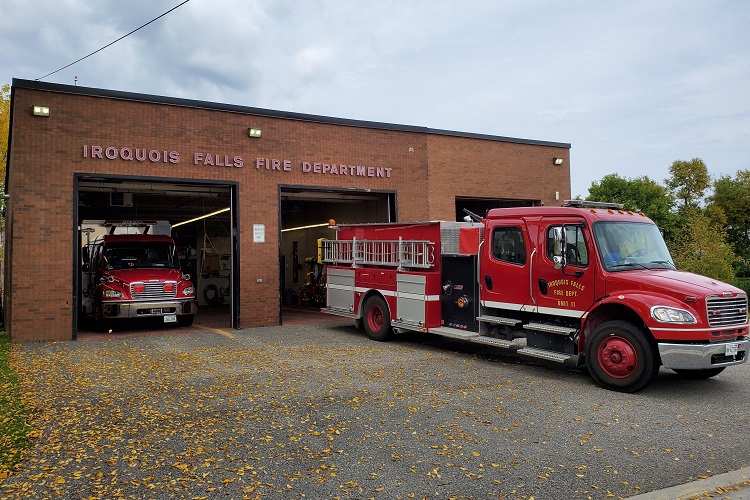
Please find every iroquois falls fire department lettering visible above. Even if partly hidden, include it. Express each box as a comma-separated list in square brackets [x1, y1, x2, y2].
[547, 279, 586, 308]
[81, 145, 393, 179]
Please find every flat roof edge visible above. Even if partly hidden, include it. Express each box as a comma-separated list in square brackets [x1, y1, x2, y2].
[11, 78, 571, 149]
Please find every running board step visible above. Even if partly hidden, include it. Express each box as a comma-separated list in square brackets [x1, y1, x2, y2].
[517, 347, 575, 363]
[524, 322, 578, 335]
[468, 336, 516, 349]
[428, 327, 480, 340]
[477, 315, 522, 326]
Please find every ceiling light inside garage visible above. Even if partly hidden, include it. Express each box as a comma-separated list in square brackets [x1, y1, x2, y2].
[172, 207, 230, 228]
[281, 222, 333, 232]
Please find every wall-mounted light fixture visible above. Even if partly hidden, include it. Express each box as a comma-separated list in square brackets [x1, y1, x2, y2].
[555, 191, 560, 201]
[248, 128, 262, 138]
[33, 105, 50, 117]
[553, 157, 564, 165]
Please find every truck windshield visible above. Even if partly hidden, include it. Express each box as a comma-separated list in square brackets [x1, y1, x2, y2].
[103, 242, 179, 270]
[593, 221, 675, 271]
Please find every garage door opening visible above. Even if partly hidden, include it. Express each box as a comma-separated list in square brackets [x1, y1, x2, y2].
[74, 174, 237, 339]
[279, 186, 396, 325]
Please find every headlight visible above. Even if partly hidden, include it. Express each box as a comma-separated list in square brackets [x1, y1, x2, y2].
[103, 289, 123, 299]
[182, 286, 195, 296]
[651, 306, 697, 324]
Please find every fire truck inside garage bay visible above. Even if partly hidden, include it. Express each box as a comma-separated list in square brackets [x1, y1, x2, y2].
[322, 201, 749, 392]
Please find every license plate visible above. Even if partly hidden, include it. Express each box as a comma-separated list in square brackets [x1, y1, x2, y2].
[726, 343, 739, 356]
[164, 314, 177, 323]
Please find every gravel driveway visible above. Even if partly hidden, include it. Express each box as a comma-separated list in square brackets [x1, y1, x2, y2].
[2, 322, 749, 499]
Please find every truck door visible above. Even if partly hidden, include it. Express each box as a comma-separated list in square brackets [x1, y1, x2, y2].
[534, 218, 596, 319]
[480, 220, 534, 313]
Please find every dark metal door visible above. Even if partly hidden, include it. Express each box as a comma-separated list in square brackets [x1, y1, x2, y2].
[441, 255, 479, 332]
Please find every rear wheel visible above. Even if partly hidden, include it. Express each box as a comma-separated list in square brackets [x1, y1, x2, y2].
[586, 320, 658, 393]
[673, 367, 725, 379]
[362, 296, 392, 341]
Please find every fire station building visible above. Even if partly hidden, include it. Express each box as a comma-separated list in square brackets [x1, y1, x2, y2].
[4, 78, 571, 343]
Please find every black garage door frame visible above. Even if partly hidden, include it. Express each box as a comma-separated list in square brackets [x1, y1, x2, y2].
[72, 173, 240, 340]
[277, 184, 397, 325]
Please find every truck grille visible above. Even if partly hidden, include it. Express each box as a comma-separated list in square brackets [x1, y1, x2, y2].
[131, 282, 177, 300]
[706, 296, 748, 327]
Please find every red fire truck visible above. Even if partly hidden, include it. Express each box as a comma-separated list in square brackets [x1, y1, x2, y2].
[81, 221, 197, 331]
[322, 201, 748, 392]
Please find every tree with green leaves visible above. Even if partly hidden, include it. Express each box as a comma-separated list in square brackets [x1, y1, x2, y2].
[670, 210, 736, 283]
[586, 173, 679, 243]
[0, 84, 7, 172]
[710, 170, 750, 274]
[666, 158, 710, 210]
[0, 83, 8, 231]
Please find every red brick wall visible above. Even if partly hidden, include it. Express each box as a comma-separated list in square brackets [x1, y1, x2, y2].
[426, 135, 571, 220]
[5, 84, 568, 342]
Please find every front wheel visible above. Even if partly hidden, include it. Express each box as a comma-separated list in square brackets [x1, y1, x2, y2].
[585, 320, 658, 393]
[362, 296, 393, 341]
[93, 302, 109, 333]
[177, 315, 195, 327]
[673, 367, 725, 379]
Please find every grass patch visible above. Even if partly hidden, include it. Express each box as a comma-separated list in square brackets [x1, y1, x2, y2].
[0, 331, 32, 473]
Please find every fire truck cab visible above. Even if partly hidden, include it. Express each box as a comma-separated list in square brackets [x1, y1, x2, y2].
[322, 201, 748, 392]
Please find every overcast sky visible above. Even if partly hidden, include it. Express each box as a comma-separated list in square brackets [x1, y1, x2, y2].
[2, 0, 748, 197]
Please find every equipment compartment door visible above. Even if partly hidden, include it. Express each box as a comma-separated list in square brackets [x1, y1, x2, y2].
[327, 267, 355, 313]
[441, 255, 479, 331]
[396, 274, 427, 326]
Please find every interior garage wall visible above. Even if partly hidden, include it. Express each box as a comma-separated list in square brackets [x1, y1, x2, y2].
[280, 198, 390, 291]
[425, 134, 571, 220]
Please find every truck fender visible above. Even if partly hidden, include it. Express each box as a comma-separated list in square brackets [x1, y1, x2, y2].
[582, 295, 656, 349]
[594, 291, 702, 331]
[356, 289, 393, 320]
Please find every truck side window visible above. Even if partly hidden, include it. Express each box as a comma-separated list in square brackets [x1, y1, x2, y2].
[547, 226, 588, 267]
[492, 227, 526, 265]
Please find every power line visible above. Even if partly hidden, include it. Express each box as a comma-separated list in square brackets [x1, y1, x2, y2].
[36, 0, 191, 81]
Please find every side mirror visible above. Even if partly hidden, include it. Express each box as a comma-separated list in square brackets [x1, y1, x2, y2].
[82, 246, 90, 263]
[552, 227, 565, 270]
[82, 263, 90, 273]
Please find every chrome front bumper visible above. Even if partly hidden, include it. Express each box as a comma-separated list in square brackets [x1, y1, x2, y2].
[658, 339, 748, 370]
[102, 299, 198, 319]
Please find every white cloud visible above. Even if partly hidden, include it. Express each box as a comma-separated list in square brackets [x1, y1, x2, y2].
[2, 0, 748, 198]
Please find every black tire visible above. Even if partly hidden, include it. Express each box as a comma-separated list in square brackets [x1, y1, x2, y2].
[673, 367, 725, 379]
[585, 320, 658, 393]
[362, 295, 393, 341]
[177, 314, 195, 327]
[94, 302, 109, 333]
[203, 284, 224, 306]
[354, 318, 364, 331]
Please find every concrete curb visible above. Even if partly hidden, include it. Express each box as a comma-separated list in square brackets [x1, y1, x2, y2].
[629, 467, 750, 499]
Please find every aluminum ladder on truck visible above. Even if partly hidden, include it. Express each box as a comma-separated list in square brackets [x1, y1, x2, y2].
[322, 237, 435, 270]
